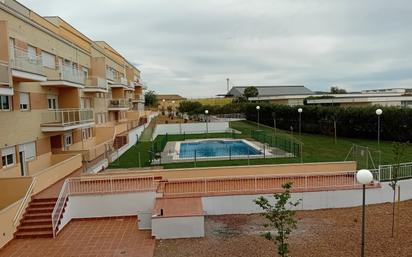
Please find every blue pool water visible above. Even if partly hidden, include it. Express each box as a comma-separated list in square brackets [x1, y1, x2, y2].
[179, 140, 262, 158]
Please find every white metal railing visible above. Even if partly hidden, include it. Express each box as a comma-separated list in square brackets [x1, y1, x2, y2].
[41, 108, 94, 126]
[10, 47, 43, 74]
[112, 77, 128, 86]
[51, 179, 70, 237]
[59, 64, 86, 85]
[373, 162, 412, 182]
[51, 176, 155, 237]
[13, 177, 37, 227]
[163, 171, 361, 197]
[109, 99, 131, 109]
[86, 76, 108, 90]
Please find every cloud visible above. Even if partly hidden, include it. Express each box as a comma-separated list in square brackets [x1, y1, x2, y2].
[19, 0, 412, 97]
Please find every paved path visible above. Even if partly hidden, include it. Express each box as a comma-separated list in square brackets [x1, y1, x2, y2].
[0, 217, 155, 257]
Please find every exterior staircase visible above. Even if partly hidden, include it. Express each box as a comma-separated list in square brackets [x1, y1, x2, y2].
[15, 198, 57, 239]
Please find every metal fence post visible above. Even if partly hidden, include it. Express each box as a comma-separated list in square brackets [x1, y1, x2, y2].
[138, 152, 141, 168]
[263, 144, 266, 159]
[248, 147, 250, 166]
[229, 147, 232, 161]
[194, 150, 197, 167]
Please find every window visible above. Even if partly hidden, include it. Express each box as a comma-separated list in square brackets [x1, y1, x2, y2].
[19, 142, 36, 161]
[64, 133, 72, 147]
[0, 95, 10, 111]
[41, 51, 56, 69]
[27, 45, 37, 61]
[9, 38, 15, 61]
[1, 146, 15, 168]
[19, 92, 30, 111]
[82, 128, 92, 140]
[47, 95, 58, 110]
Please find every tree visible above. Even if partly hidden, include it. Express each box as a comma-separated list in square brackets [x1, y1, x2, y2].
[390, 141, 409, 237]
[144, 90, 157, 107]
[254, 182, 301, 257]
[243, 86, 259, 99]
[177, 101, 203, 116]
[330, 86, 347, 94]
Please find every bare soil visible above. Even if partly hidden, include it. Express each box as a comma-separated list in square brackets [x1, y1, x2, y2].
[154, 200, 412, 257]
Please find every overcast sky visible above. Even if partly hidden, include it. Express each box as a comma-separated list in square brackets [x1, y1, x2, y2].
[20, 0, 412, 97]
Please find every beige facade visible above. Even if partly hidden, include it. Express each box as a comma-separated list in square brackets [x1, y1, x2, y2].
[0, 0, 147, 178]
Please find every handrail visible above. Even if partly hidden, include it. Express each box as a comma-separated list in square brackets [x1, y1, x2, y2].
[51, 179, 69, 237]
[12, 177, 37, 227]
[51, 175, 155, 237]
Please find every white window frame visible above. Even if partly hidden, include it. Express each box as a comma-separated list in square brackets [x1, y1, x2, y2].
[1, 146, 16, 168]
[19, 92, 30, 111]
[64, 133, 73, 147]
[0, 95, 11, 111]
[47, 95, 58, 110]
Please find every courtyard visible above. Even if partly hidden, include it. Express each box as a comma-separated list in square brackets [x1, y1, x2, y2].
[154, 200, 412, 257]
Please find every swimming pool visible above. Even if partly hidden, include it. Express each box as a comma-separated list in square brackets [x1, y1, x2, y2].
[179, 140, 262, 158]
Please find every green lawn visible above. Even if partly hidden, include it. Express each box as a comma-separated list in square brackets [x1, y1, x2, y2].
[109, 120, 412, 170]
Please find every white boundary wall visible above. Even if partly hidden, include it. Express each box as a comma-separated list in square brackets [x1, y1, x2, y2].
[202, 179, 412, 215]
[152, 122, 230, 139]
[152, 216, 205, 239]
[58, 191, 156, 232]
[110, 125, 146, 162]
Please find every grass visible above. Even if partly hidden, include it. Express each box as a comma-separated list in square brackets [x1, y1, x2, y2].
[109, 120, 412, 170]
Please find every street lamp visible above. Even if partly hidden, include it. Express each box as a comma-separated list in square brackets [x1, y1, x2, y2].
[256, 105, 261, 129]
[298, 108, 303, 137]
[375, 109, 383, 147]
[356, 169, 374, 257]
[205, 109, 209, 133]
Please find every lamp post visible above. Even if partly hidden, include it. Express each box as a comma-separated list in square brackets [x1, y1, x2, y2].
[298, 108, 303, 137]
[375, 109, 382, 147]
[356, 169, 374, 257]
[205, 109, 209, 134]
[172, 100, 175, 117]
[256, 105, 260, 129]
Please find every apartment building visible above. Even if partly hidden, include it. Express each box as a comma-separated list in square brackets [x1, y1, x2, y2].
[0, 0, 147, 178]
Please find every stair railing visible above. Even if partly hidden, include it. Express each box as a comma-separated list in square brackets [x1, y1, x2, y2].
[13, 177, 37, 227]
[51, 179, 70, 237]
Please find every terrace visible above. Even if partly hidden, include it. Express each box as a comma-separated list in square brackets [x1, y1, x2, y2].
[41, 64, 86, 88]
[41, 109, 94, 132]
[9, 47, 47, 82]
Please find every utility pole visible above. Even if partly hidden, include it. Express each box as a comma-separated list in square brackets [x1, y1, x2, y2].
[226, 78, 230, 92]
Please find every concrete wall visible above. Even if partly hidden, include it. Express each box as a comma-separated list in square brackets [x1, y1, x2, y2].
[59, 191, 156, 231]
[152, 122, 230, 138]
[202, 179, 412, 215]
[151, 216, 204, 239]
[0, 200, 20, 249]
[0, 177, 32, 209]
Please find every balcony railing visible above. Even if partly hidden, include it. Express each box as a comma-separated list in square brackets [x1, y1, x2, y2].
[112, 77, 128, 86]
[108, 99, 131, 109]
[58, 65, 86, 85]
[86, 76, 108, 90]
[41, 108, 94, 127]
[9, 48, 43, 75]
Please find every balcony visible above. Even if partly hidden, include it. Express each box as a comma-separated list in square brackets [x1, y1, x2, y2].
[109, 77, 129, 90]
[0, 62, 10, 86]
[84, 77, 108, 93]
[108, 99, 131, 111]
[41, 108, 94, 132]
[132, 94, 145, 103]
[9, 48, 47, 82]
[41, 64, 86, 88]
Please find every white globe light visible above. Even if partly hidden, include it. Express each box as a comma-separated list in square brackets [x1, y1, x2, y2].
[256, 106, 260, 110]
[298, 108, 303, 113]
[376, 109, 383, 116]
[205, 110, 209, 114]
[356, 169, 373, 185]
[162, 99, 165, 102]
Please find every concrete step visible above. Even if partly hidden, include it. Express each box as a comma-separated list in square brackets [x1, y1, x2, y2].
[24, 213, 51, 220]
[26, 206, 54, 214]
[29, 201, 56, 208]
[18, 224, 52, 233]
[21, 218, 52, 226]
[15, 230, 53, 239]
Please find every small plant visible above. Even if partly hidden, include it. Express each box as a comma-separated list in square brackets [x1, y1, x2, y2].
[254, 182, 301, 257]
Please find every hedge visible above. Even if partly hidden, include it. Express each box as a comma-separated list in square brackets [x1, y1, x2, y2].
[245, 103, 412, 142]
